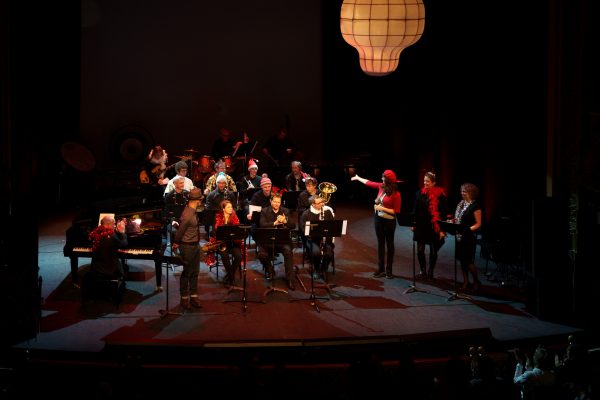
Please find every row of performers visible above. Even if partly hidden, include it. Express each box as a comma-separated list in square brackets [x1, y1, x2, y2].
[167, 174, 333, 292]
[145, 145, 311, 199]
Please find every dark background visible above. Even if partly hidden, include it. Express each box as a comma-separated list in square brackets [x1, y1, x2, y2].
[2, 0, 599, 344]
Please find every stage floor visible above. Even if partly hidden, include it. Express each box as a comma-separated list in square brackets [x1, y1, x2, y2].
[22, 201, 583, 359]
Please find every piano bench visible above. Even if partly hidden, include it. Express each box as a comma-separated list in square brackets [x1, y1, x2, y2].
[81, 272, 126, 308]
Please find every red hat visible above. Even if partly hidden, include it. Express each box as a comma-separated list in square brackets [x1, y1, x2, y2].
[248, 159, 258, 170]
[260, 176, 272, 187]
[383, 169, 401, 183]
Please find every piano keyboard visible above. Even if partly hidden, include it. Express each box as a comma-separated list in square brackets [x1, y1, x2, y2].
[72, 247, 154, 255]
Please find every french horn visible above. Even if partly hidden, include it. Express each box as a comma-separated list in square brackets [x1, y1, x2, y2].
[318, 182, 337, 204]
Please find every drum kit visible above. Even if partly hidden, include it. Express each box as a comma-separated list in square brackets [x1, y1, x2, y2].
[222, 156, 235, 174]
[173, 148, 242, 188]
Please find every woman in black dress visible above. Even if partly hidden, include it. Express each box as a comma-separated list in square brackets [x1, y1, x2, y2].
[412, 171, 447, 280]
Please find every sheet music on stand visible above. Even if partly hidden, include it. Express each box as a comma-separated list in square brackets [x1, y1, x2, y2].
[248, 205, 262, 225]
[304, 219, 347, 236]
[98, 213, 115, 226]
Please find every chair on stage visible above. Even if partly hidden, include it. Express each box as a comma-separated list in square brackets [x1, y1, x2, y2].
[480, 216, 524, 288]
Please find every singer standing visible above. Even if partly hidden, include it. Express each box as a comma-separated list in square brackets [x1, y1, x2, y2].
[351, 170, 402, 279]
[452, 183, 482, 292]
[412, 171, 447, 280]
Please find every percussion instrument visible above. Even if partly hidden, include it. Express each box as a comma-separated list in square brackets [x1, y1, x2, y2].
[60, 141, 96, 172]
[199, 155, 213, 173]
[222, 156, 234, 174]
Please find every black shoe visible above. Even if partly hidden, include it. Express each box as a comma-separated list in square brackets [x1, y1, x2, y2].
[287, 280, 296, 291]
[386, 274, 394, 279]
[265, 272, 272, 281]
[418, 270, 427, 279]
[373, 271, 386, 278]
[190, 297, 202, 308]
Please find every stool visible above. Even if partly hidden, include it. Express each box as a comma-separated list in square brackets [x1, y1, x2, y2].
[81, 272, 126, 308]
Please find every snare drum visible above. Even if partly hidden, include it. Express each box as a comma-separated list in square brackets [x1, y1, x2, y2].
[199, 155, 212, 173]
[222, 156, 234, 174]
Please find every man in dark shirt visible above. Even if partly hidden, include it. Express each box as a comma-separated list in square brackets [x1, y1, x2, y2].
[257, 192, 296, 290]
[172, 188, 204, 310]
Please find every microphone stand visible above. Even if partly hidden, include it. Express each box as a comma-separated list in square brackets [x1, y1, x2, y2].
[404, 239, 428, 294]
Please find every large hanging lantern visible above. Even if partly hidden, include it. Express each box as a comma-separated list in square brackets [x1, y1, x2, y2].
[340, 0, 425, 77]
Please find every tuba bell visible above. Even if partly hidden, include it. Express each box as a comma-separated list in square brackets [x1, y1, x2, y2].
[318, 182, 337, 204]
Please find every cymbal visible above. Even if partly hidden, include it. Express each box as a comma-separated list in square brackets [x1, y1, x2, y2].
[174, 155, 189, 159]
[183, 148, 200, 154]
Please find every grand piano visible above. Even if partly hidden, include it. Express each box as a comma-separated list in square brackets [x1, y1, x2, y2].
[63, 200, 167, 288]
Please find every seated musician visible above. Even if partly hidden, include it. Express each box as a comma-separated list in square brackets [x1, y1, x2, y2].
[236, 159, 262, 221]
[163, 176, 190, 246]
[164, 161, 194, 196]
[211, 199, 244, 286]
[300, 195, 335, 281]
[142, 145, 170, 186]
[285, 160, 310, 192]
[141, 146, 170, 201]
[88, 216, 127, 280]
[246, 176, 274, 241]
[203, 159, 237, 196]
[204, 173, 237, 259]
[296, 177, 319, 216]
[257, 192, 297, 290]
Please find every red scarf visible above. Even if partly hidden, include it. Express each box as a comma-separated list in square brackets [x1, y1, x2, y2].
[421, 186, 445, 233]
[88, 225, 114, 251]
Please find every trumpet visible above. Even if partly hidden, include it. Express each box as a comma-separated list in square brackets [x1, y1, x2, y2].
[201, 240, 227, 252]
[318, 182, 337, 204]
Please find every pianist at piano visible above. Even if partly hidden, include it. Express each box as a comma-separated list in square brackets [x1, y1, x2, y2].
[88, 216, 127, 280]
[64, 202, 167, 291]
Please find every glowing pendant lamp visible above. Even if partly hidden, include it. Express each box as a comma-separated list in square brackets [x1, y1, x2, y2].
[340, 0, 425, 76]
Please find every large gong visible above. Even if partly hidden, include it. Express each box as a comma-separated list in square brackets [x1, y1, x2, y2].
[109, 125, 154, 165]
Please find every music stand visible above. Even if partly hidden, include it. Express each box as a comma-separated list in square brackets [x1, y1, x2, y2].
[253, 228, 291, 297]
[295, 219, 345, 311]
[404, 239, 428, 294]
[159, 250, 184, 318]
[439, 221, 472, 301]
[218, 224, 265, 311]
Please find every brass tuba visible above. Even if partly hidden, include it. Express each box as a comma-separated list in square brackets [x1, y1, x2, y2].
[318, 182, 337, 204]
